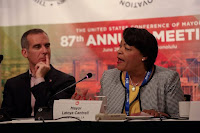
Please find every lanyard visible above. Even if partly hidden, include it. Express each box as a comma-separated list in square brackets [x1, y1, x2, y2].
[125, 69, 152, 116]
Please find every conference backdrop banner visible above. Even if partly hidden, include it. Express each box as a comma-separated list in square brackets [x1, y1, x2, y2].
[1, 0, 200, 105]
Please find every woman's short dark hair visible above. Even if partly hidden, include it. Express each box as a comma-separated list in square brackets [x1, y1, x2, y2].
[123, 27, 158, 71]
[21, 28, 48, 49]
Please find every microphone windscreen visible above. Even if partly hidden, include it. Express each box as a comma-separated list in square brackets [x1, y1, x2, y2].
[0, 55, 3, 60]
[0, 55, 3, 63]
[87, 73, 92, 78]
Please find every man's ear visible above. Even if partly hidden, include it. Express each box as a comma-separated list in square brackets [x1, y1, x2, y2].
[21, 48, 28, 58]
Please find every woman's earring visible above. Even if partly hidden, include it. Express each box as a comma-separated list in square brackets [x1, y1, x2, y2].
[142, 58, 145, 61]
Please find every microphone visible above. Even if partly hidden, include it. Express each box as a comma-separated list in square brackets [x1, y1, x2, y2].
[50, 73, 92, 99]
[35, 73, 92, 120]
[0, 55, 3, 64]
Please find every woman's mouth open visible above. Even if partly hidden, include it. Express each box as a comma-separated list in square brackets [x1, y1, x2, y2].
[117, 57, 124, 64]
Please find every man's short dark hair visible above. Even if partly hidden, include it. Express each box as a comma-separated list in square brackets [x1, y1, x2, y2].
[123, 27, 158, 71]
[21, 28, 48, 49]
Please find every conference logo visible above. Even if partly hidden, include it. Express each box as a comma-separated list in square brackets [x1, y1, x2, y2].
[33, 0, 66, 7]
[75, 101, 79, 105]
[119, 0, 154, 8]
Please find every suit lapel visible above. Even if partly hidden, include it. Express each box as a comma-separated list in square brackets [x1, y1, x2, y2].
[44, 65, 57, 86]
[20, 71, 31, 94]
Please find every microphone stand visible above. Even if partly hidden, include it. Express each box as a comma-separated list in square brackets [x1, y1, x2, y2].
[35, 73, 92, 121]
[47, 76, 88, 106]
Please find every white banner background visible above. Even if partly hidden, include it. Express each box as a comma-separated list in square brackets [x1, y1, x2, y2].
[0, 0, 200, 26]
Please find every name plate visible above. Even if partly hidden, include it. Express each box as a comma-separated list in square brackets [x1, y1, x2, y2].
[53, 99, 102, 121]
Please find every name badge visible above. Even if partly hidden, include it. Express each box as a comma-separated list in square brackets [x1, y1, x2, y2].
[53, 99, 102, 121]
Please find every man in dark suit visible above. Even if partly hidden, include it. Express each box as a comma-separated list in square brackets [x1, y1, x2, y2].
[1, 29, 76, 118]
